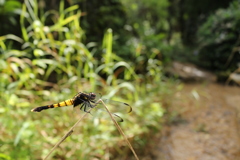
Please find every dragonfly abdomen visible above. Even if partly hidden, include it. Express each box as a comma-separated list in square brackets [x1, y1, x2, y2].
[31, 99, 74, 112]
[52, 99, 74, 108]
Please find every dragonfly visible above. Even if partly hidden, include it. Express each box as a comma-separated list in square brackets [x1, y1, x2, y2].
[31, 92, 132, 122]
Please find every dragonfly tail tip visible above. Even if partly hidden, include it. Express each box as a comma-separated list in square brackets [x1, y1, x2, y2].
[31, 108, 40, 112]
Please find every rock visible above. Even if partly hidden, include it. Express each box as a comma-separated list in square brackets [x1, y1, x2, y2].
[226, 68, 240, 86]
[166, 61, 217, 82]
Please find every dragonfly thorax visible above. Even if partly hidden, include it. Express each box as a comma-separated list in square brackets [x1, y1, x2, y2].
[88, 92, 96, 100]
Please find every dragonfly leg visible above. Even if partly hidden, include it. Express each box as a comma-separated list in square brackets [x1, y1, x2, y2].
[81, 103, 91, 113]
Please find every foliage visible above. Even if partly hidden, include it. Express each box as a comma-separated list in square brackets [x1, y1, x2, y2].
[122, 0, 169, 34]
[0, 0, 22, 48]
[120, 0, 174, 71]
[77, 0, 129, 58]
[169, 0, 233, 46]
[196, 0, 240, 71]
[0, 0, 172, 159]
[77, 0, 173, 62]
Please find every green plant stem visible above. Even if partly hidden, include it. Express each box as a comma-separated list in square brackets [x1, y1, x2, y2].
[99, 99, 139, 160]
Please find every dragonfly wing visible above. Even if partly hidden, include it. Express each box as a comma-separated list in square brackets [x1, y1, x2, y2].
[73, 94, 131, 122]
[89, 98, 132, 122]
[89, 107, 124, 122]
[101, 99, 132, 113]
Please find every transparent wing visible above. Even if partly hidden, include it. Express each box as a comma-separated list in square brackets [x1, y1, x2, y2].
[100, 99, 132, 113]
[89, 99, 132, 122]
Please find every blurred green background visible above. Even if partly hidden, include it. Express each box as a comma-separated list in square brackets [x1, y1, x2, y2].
[0, 0, 239, 159]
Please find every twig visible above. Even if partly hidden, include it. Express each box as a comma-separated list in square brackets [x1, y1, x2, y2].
[43, 99, 138, 160]
[99, 99, 139, 160]
[43, 101, 97, 160]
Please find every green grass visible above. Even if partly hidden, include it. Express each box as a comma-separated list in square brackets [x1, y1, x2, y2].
[0, 0, 174, 159]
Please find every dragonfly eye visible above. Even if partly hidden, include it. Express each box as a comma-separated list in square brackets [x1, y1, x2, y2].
[89, 93, 96, 100]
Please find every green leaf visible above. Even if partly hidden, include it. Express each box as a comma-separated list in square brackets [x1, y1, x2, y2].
[14, 122, 30, 146]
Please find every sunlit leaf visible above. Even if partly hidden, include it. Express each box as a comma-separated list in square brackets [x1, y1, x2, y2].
[0, 153, 11, 160]
[32, 59, 55, 69]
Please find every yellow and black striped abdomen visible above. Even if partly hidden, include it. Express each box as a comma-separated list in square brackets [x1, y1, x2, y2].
[52, 99, 74, 108]
[31, 99, 74, 112]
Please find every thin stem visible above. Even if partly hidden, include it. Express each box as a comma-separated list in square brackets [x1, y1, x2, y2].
[99, 99, 139, 160]
[42, 99, 138, 160]
[43, 101, 97, 160]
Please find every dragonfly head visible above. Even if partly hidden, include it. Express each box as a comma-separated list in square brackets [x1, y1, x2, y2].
[89, 92, 96, 100]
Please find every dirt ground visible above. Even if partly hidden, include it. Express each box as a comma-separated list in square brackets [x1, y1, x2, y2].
[156, 83, 240, 160]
